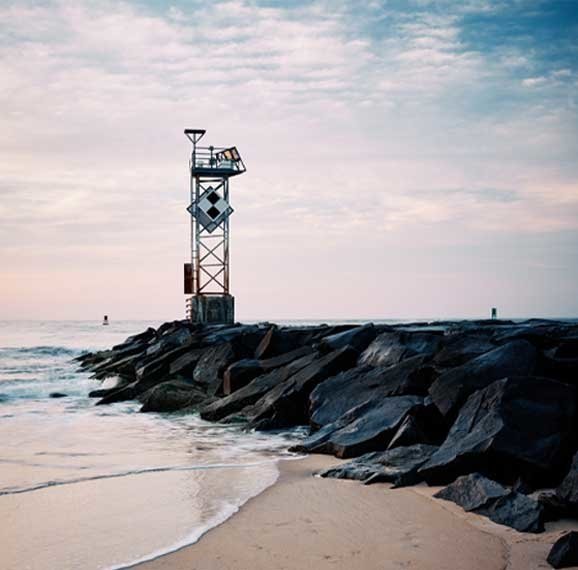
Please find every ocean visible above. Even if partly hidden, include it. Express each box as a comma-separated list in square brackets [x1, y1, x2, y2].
[0, 320, 303, 570]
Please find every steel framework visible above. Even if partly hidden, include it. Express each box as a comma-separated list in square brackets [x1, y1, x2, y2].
[184, 129, 245, 322]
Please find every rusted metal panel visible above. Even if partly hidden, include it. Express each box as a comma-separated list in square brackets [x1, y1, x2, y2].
[184, 263, 193, 294]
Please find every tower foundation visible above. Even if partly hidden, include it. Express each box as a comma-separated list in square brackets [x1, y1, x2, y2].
[188, 294, 235, 325]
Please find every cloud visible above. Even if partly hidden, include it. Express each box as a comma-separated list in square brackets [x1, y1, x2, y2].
[0, 0, 577, 318]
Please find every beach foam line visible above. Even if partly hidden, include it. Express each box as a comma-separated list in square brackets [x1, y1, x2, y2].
[106, 465, 280, 570]
[0, 459, 279, 497]
[0, 345, 83, 357]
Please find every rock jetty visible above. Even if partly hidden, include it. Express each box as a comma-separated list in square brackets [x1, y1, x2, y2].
[77, 318, 578, 566]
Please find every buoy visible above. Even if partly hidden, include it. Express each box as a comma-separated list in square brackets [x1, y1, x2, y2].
[103, 315, 109, 326]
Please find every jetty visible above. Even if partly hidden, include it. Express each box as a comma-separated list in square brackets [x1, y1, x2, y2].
[77, 317, 578, 565]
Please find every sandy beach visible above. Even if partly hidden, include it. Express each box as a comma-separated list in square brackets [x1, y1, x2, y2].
[137, 455, 574, 570]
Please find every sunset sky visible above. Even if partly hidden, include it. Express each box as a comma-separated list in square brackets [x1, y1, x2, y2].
[1, 0, 577, 321]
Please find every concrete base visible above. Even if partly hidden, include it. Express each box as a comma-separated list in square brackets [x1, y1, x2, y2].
[188, 294, 235, 325]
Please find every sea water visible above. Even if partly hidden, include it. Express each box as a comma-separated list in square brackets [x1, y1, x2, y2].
[0, 321, 303, 570]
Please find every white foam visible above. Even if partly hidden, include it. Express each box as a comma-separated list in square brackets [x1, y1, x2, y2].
[106, 465, 280, 570]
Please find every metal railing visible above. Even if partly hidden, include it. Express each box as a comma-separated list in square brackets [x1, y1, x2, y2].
[190, 146, 246, 174]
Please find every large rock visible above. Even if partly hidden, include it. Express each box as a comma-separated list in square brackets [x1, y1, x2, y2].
[547, 532, 578, 569]
[135, 341, 199, 388]
[420, 376, 577, 486]
[245, 347, 359, 431]
[556, 451, 578, 512]
[295, 395, 424, 458]
[492, 322, 571, 351]
[88, 347, 148, 380]
[168, 347, 206, 377]
[359, 331, 442, 368]
[436, 471, 544, 532]
[428, 340, 538, 417]
[139, 380, 207, 413]
[317, 323, 376, 354]
[433, 332, 496, 368]
[199, 351, 319, 422]
[555, 337, 578, 359]
[145, 322, 194, 358]
[199, 324, 259, 346]
[223, 346, 316, 395]
[537, 354, 578, 384]
[475, 492, 544, 533]
[223, 359, 263, 395]
[193, 342, 247, 396]
[83, 327, 155, 371]
[309, 355, 436, 429]
[530, 489, 570, 522]
[320, 444, 438, 487]
[112, 327, 157, 351]
[434, 473, 510, 511]
[95, 381, 140, 405]
[386, 414, 430, 450]
[254, 326, 326, 360]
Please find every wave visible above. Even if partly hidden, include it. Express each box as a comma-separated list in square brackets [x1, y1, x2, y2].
[0, 346, 83, 357]
[106, 465, 280, 570]
[0, 460, 279, 497]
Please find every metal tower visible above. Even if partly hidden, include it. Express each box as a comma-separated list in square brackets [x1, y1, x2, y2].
[183, 129, 246, 324]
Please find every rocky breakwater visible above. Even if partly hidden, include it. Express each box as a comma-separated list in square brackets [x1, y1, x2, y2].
[77, 318, 578, 568]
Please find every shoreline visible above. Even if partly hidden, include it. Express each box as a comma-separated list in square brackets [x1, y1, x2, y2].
[135, 455, 573, 570]
[76, 319, 578, 569]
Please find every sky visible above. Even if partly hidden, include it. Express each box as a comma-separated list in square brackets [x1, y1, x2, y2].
[0, 0, 577, 321]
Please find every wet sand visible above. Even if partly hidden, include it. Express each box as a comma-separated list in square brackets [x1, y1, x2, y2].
[137, 455, 575, 570]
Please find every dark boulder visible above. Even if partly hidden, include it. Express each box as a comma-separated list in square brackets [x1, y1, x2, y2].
[112, 327, 156, 351]
[223, 359, 264, 395]
[493, 322, 573, 351]
[359, 331, 442, 368]
[168, 347, 206, 377]
[49, 392, 68, 398]
[199, 351, 319, 422]
[555, 338, 578, 359]
[320, 444, 438, 488]
[556, 451, 578, 513]
[512, 477, 534, 495]
[530, 489, 570, 522]
[475, 492, 544, 533]
[222, 347, 316, 396]
[96, 381, 140, 405]
[433, 332, 496, 368]
[428, 340, 538, 417]
[193, 342, 246, 396]
[358, 332, 407, 367]
[309, 355, 436, 429]
[89, 388, 114, 398]
[139, 381, 207, 413]
[245, 347, 359, 431]
[89, 348, 147, 380]
[134, 341, 199, 391]
[537, 354, 578, 384]
[434, 473, 510, 511]
[259, 346, 315, 370]
[420, 376, 577, 486]
[547, 532, 578, 568]
[409, 396, 449, 444]
[316, 323, 376, 354]
[296, 395, 424, 458]
[75, 349, 112, 367]
[254, 326, 322, 360]
[145, 323, 193, 358]
[386, 414, 430, 450]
